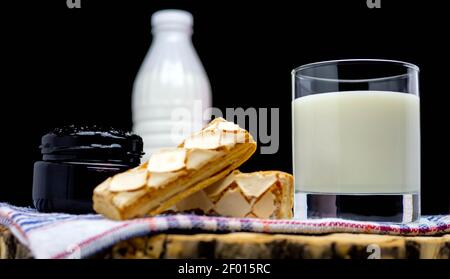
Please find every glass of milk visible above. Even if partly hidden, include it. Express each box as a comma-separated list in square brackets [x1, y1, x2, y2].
[292, 59, 420, 222]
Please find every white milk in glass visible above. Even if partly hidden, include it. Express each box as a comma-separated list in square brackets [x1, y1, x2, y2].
[293, 90, 420, 196]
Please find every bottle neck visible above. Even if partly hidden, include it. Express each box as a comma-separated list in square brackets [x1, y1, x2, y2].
[152, 28, 192, 42]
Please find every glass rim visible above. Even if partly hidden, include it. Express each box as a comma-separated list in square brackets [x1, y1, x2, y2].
[292, 59, 420, 83]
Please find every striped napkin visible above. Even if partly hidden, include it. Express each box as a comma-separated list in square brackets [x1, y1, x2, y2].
[1, 202, 449, 259]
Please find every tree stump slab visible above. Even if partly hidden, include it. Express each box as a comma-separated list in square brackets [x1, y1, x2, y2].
[1, 225, 449, 259]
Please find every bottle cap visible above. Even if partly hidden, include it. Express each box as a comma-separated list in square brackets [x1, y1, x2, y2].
[151, 9, 193, 30]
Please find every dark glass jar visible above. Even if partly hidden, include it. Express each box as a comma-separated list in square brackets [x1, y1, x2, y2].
[33, 126, 143, 214]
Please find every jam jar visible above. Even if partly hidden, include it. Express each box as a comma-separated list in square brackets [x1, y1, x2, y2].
[33, 126, 143, 214]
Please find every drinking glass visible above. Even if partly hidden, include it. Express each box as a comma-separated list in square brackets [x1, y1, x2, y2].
[292, 59, 420, 222]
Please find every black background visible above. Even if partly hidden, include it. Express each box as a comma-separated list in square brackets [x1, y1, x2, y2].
[2, 0, 449, 214]
[1, 259, 448, 277]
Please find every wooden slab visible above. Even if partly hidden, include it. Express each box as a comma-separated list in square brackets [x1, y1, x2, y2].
[2, 225, 448, 259]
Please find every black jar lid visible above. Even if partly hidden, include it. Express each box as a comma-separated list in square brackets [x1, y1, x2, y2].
[40, 125, 144, 164]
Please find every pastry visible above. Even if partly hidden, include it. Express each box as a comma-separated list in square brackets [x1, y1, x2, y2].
[172, 170, 294, 219]
[93, 118, 257, 220]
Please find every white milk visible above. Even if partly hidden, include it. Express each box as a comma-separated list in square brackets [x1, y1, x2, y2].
[292, 91, 420, 194]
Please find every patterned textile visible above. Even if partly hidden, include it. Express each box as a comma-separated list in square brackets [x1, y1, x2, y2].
[1, 203, 449, 259]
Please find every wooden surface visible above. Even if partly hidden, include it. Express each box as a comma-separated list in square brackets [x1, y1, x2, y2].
[0, 226, 33, 259]
[1, 225, 449, 259]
